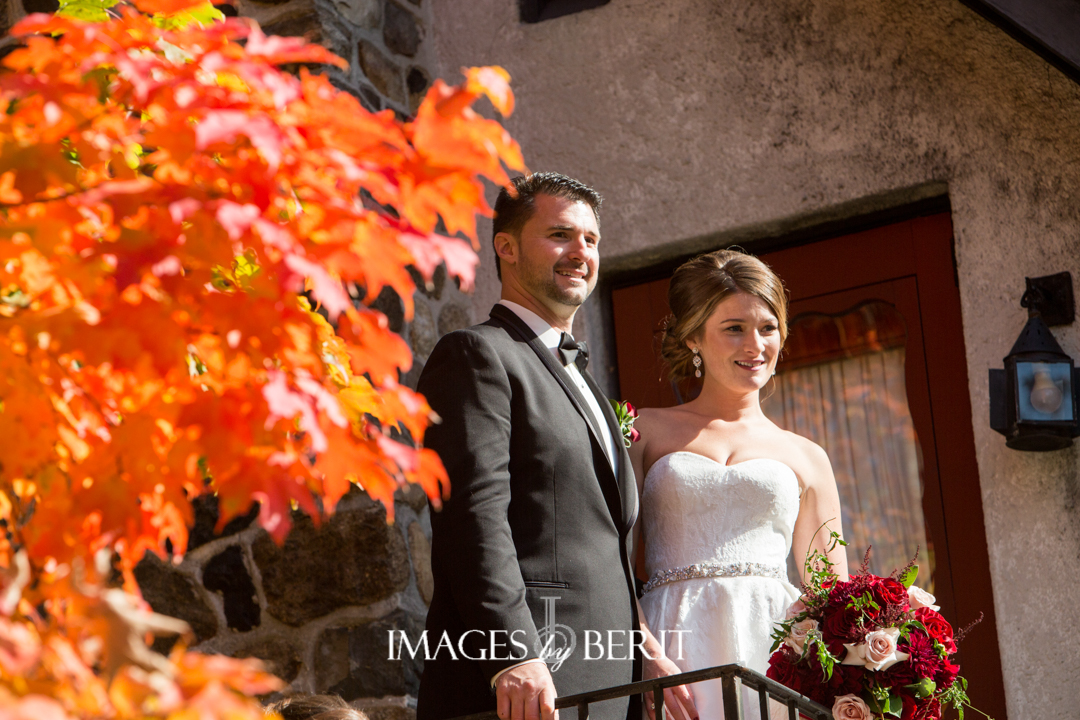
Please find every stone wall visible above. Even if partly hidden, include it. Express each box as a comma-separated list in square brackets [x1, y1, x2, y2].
[230, 0, 433, 116]
[137, 486, 434, 719]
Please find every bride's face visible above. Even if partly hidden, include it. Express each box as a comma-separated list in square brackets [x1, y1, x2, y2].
[691, 291, 782, 395]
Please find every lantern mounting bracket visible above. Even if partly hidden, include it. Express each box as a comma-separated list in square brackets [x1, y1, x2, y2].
[1021, 272, 1074, 326]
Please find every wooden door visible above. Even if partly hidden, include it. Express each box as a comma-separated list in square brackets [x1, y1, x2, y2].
[611, 214, 1007, 719]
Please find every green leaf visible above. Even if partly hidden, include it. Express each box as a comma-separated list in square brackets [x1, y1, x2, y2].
[900, 619, 927, 641]
[886, 693, 903, 717]
[152, 1, 225, 30]
[56, 0, 120, 21]
[233, 248, 262, 285]
[187, 352, 208, 377]
[865, 693, 887, 715]
[898, 563, 919, 588]
[809, 633, 838, 680]
[904, 678, 936, 699]
[1, 287, 31, 309]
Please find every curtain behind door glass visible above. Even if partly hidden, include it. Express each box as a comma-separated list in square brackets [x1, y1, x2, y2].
[762, 327, 932, 588]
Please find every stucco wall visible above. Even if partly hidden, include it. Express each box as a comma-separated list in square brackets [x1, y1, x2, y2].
[426, 0, 1080, 717]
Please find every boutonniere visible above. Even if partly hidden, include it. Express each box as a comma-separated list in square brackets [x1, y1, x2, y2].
[609, 399, 640, 448]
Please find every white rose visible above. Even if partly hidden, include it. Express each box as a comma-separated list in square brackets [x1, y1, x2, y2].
[784, 617, 818, 653]
[908, 585, 940, 612]
[832, 694, 872, 720]
[841, 627, 909, 671]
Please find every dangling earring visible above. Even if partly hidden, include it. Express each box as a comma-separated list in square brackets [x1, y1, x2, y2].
[692, 348, 702, 378]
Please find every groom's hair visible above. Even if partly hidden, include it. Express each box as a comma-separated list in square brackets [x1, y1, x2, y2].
[492, 172, 603, 281]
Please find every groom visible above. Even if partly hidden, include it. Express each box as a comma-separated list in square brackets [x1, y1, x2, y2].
[416, 173, 641, 720]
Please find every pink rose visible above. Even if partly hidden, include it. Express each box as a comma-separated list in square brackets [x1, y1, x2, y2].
[908, 585, 940, 612]
[832, 694, 872, 720]
[784, 598, 807, 620]
[842, 627, 909, 671]
[784, 617, 818, 653]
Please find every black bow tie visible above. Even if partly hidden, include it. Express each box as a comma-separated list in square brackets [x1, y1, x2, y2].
[558, 332, 589, 371]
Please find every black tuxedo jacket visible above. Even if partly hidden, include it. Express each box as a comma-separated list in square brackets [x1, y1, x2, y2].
[415, 304, 640, 720]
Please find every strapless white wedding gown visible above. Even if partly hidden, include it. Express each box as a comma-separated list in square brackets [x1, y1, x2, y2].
[639, 453, 801, 720]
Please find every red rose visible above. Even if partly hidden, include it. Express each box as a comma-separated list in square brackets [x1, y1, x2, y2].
[767, 649, 803, 694]
[826, 578, 856, 604]
[873, 578, 908, 607]
[822, 606, 863, 649]
[915, 607, 956, 654]
[829, 664, 865, 698]
[901, 695, 919, 720]
[624, 401, 638, 417]
[922, 697, 943, 720]
[793, 653, 834, 706]
[900, 694, 943, 720]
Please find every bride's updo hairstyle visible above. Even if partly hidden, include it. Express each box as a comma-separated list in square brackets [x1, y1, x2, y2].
[661, 249, 788, 382]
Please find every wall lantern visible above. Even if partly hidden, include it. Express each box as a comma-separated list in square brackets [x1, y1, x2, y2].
[990, 272, 1080, 451]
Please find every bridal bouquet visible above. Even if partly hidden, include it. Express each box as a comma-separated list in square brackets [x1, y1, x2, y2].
[767, 533, 980, 720]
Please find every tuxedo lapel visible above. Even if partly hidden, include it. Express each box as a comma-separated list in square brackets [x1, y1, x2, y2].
[582, 370, 638, 532]
[488, 305, 609, 461]
[487, 305, 635, 534]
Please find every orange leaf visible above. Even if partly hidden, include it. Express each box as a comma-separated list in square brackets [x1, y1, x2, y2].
[133, 0, 208, 14]
[463, 66, 515, 116]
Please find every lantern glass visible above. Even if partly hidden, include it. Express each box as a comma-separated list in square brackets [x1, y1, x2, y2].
[1015, 361, 1074, 422]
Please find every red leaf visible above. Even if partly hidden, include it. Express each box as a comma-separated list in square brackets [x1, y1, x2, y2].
[215, 202, 261, 241]
[0, 695, 72, 720]
[244, 26, 346, 69]
[397, 230, 479, 292]
[195, 111, 284, 170]
[262, 370, 327, 452]
[282, 253, 351, 320]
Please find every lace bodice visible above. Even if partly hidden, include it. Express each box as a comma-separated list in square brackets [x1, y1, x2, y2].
[641, 453, 801, 578]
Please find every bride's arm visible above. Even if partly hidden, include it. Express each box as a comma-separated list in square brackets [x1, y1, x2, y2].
[790, 439, 850, 582]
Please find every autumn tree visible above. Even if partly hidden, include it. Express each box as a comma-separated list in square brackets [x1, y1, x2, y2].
[0, 0, 524, 717]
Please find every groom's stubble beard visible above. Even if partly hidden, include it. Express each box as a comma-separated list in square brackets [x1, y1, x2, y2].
[517, 250, 597, 312]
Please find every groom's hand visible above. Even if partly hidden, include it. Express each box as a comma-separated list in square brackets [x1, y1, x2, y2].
[495, 662, 558, 720]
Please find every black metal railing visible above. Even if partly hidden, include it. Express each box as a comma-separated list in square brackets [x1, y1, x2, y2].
[452, 664, 832, 720]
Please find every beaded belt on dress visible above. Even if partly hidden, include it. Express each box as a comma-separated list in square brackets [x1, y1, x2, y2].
[642, 561, 788, 594]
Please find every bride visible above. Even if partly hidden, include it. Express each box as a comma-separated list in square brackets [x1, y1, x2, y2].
[632, 249, 849, 720]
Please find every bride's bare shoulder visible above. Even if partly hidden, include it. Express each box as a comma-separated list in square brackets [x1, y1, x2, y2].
[776, 428, 833, 484]
[635, 405, 694, 429]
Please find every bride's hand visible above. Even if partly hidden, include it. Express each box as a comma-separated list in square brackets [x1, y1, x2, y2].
[642, 652, 697, 720]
